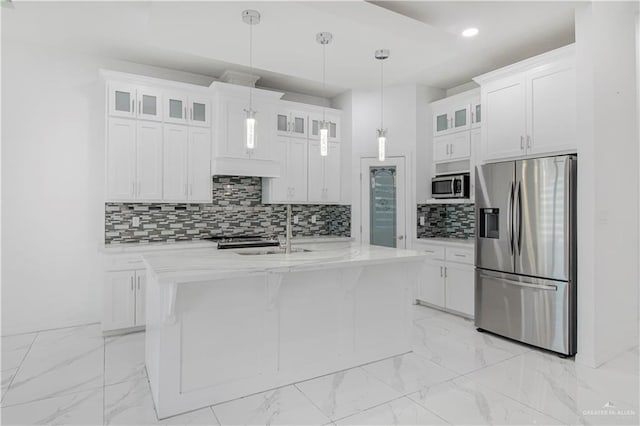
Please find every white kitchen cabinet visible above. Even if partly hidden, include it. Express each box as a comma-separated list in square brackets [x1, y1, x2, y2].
[134, 270, 146, 327]
[308, 141, 341, 203]
[444, 263, 475, 317]
[102, 268, 146, 332]
[164, 92, 211, 127]
[163, 124, 189, 201]
[188, 127, 212, 202]
[137, 87, 163, 122]
[471, 100, 482, 129]
[136, 121, 163, 200]
[433, 103, 471, 137]
[163, 124, 211, 202]
[309, 113, 341, 142]
[262, 137, 308, 203]
[276, 108, 308, 138]
[414, 241, 475, 318]
[109, 84, 162, 121]
[107, 118, 137, 200]
[475, 45, 576, 162]
[433, 132, 471, 163]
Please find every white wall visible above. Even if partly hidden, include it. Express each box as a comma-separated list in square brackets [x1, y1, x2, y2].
[574, 2, 639, 367]
[1, 42, 216, 335]
[331, 91, 352, 203]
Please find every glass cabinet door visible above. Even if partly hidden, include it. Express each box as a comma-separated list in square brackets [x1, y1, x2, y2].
[472, 101, 482, 128]
[109, 84, 136, 118]
[137, 87, 162, 122]
[165, 93, 188, 124]
[327, 115, 340, 142]
[309, 116, 321, 139]
[434, 112, 450, 136]
[188, 96, 211, 127]
[290, 111, 307, 138]
[452, 105, 470, 131]
[276, 112, 290, 136]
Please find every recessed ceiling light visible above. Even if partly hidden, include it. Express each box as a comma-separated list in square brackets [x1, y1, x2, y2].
[462, 28, 479, 37]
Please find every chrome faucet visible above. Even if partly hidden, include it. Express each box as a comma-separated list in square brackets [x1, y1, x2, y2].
[284, 204, 292, 254]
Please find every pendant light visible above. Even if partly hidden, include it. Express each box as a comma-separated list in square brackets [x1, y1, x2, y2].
[375, 49, 390, 162]
[242, 9, 260, 150]
[316, 32, 333, 157]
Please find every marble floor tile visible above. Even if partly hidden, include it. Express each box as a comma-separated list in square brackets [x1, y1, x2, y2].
[105, 331, 146, 386]
[3, 325, 104, 407]
[2, 368, 18, 401]
[296, 367, 402, 421]
[466, 350, 640, 425]
[104, 377, 219, 425]
[213, 384, 330, 425]
[410, 304, 442, 322]
[1, 332, 37, 371]
[362, 353, 458, 395]
[599, 346, 639, 377]
[408, 376, 562, 425]
[336, 397, 448, 425]
[1, 387, 103, 425]
[412, 321, 529, 375]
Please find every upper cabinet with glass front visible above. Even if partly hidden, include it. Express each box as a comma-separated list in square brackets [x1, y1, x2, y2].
[431, 93, 478, 137]
[309, 111, 341, 142]
[109, 84, 163, 122]
[276, 105, 308, 138]
[165, 93, 211, 127]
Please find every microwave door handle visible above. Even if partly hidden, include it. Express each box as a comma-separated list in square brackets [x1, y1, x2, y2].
[450, 179, 455, 196]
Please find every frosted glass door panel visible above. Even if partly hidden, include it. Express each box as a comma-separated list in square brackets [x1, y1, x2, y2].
[137, 87, 162, 122]
[276, 113, 289, 136]
[472, 102, 482, 128]
[189, 96, 211, 127]
[109, 84, 136, 118]
[165, 93, 188, 124]
[434, 112, 449, 136]
[292, 116, 305, 137]
[370, 167, 397, 248]
[453, 106, 469, 131]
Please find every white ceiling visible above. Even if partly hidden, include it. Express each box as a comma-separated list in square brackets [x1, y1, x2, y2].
[2, 1, 578, 97]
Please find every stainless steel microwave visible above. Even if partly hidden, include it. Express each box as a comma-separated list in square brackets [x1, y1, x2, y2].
[431, 173, 470, 199]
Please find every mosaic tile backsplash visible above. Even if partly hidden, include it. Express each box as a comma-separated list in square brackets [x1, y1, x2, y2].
[105, 176, 351, 244]
[416, 203, 475, 239]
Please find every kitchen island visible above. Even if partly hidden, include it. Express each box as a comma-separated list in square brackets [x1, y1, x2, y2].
[143, 241, 425, 419]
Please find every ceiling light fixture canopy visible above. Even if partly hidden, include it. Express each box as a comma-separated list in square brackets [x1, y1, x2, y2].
[375, 49, 390, 162]
[242, 9, 260, 150]
[316, 32, 333, 157]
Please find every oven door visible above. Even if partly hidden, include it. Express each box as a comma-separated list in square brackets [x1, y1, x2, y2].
[431, 177, 454, 198]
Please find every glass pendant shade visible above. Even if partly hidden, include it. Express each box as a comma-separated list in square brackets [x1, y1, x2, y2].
[320, 121, 329, 156]
[377, 129, 386, 162]
[245, 110, 256, 150]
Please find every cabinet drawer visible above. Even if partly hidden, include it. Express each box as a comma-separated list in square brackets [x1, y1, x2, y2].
[415, 244, 445, 261]
[106, 254, 145, 271]
[445, 247, 474, 265]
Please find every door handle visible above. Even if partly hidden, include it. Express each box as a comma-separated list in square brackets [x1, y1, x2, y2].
[131, 99, 135, 114]
[446, 144, 449, 155]
[398, 235, 404, 240]
[444, 267, 447, 278]
[507, 182, 514, 255]
[520, 136, 524, 150]
[482, 274, 557, 291]
[526, 135, 531, 149]
[137, 276, 140, 290]
[440, 266, 443, 277]
[450, 144, 454, 154]
[471, 111, 474, 123]
[138, 100, 141, 115]
[130, 276, 134, 291]
[515, 181, 522, 253]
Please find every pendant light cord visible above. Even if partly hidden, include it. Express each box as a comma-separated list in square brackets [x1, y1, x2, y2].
[322, 42, 326, 122]
[380, 58, 384, 130]
[249, 18, 253, 109]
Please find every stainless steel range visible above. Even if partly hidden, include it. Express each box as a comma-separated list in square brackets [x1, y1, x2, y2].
[475, 155, 577, 356]
[214, 236, 280, 250]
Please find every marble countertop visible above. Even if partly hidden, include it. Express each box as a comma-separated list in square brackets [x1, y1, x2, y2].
[414, 237, 474, 248]
[100, 236, 352, 254]
[143, 242, 426, 284]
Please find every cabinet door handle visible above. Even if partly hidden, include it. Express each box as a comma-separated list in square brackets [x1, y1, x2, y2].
[471, 111, 474, 123]
[138, 100, 142, 115]
[526, 135, 531, 148]
[137, 276, 140, 290]
[450, 144, 454, 154]
[440, 266, 443, 277]
[446, 144, 449, 155]
[131, 99, 135, 114]
[444, 267, 447, 278]
[190, 108, 193, 120]
[130, 276, 134, 291]
[184, 107, 187, 120]
[520, 136, 524, 150]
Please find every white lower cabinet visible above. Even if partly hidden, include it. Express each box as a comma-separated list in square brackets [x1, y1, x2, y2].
[102, 268, 146, 332]
[415, 242, 475, 318]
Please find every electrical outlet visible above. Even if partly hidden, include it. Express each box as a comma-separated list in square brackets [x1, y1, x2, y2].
[419, 216, 425, 226]
[293, 215, 299, 224]
[132, 217, 140, 227]
[311, 215, 317, 224]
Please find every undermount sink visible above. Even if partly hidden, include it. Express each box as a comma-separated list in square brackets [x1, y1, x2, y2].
[234, 247, 311, 256]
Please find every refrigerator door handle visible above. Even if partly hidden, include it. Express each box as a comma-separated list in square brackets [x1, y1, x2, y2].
[507, 182, 514, 255]
[479, 273, 558, 291]
[516, 181, 522, 253]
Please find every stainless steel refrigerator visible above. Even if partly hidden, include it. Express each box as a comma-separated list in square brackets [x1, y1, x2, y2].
[475, 155, 577, 356]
